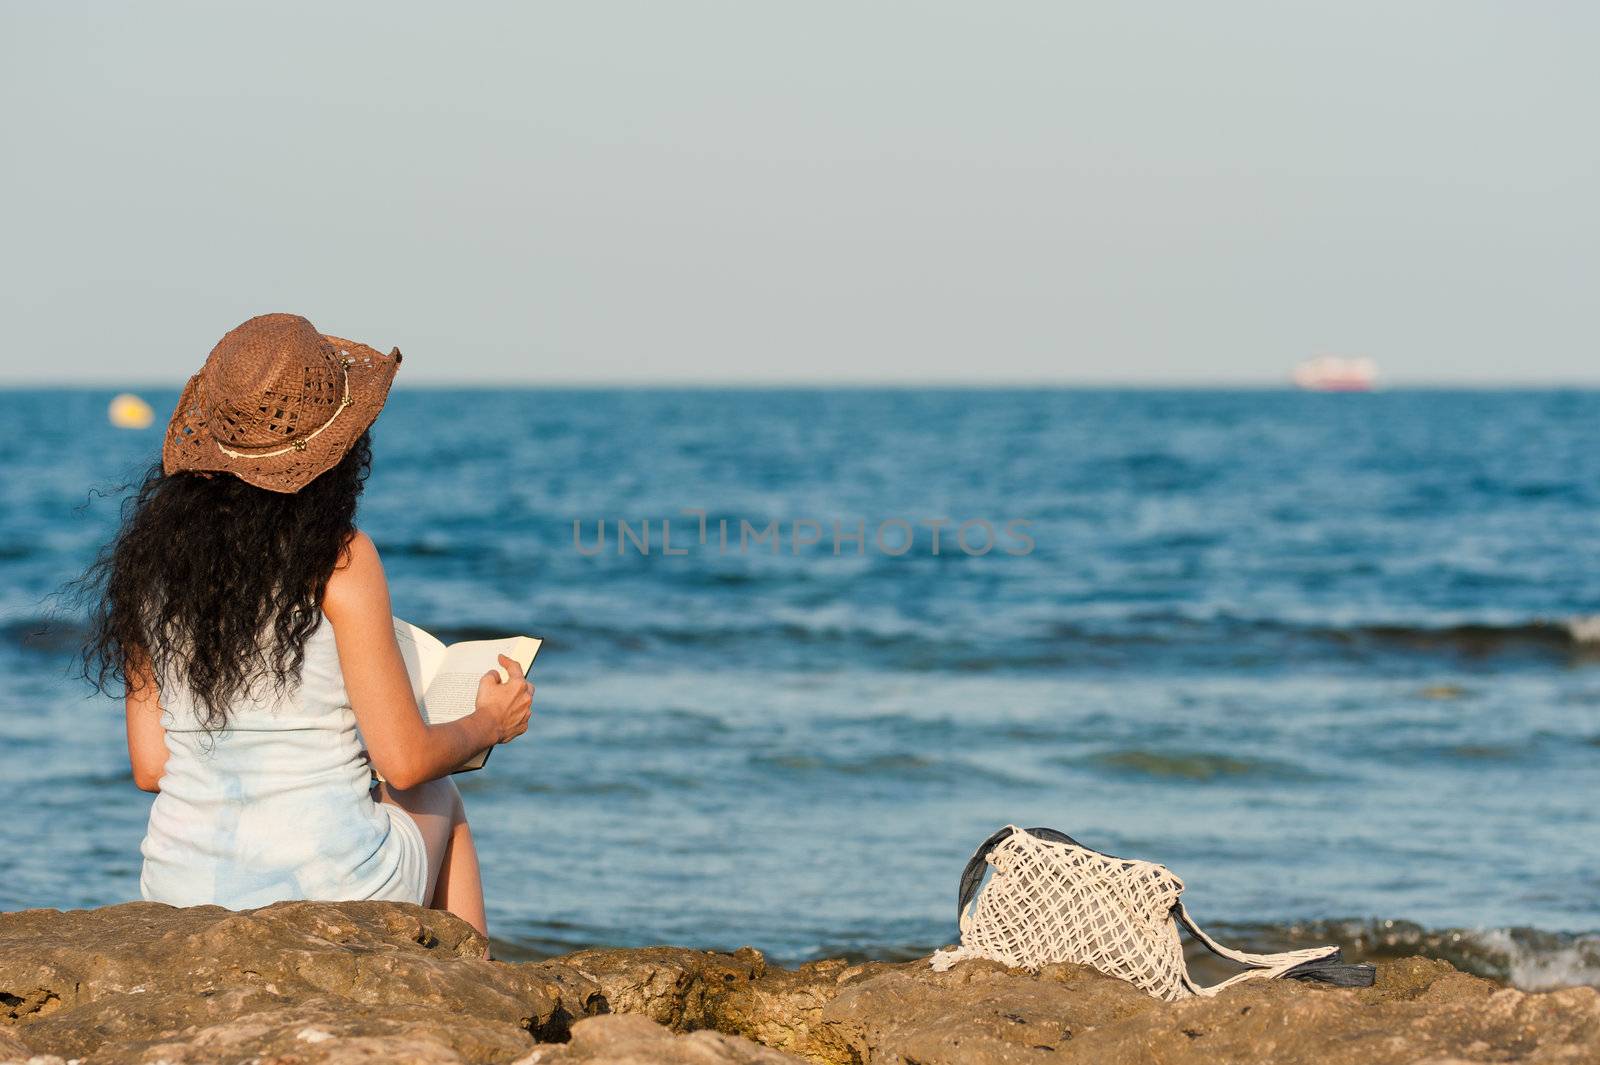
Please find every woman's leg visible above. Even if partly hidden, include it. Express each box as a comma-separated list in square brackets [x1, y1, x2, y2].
[376, 777, 488, 939]
[433, 814, 487, 932]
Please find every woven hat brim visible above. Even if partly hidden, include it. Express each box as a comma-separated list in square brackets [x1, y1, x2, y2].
[162, 336, 400, 493]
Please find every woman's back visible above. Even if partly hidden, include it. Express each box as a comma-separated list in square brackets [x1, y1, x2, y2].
[140, 613, 426, 907]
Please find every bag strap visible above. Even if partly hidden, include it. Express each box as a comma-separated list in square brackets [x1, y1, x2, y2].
[956, 825, 1090, 917]
[1174, 902, 1376, 994]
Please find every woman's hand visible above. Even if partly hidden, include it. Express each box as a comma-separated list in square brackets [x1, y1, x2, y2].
[476, 654, 533, 743]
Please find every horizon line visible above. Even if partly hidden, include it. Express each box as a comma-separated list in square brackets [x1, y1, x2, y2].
[5, 379, 1600, 392]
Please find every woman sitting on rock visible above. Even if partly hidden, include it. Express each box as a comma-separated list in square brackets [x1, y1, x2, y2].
[76, 313, 532, 941]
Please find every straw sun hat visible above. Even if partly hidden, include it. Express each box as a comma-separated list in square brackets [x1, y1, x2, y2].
[163, 313, 402, 493]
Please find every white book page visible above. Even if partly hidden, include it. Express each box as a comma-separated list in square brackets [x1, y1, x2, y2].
[420, 635, 542, 725]
[392, 618, 448, 705]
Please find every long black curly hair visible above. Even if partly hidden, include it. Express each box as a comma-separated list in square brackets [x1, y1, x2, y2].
[74, 431, 372, 730]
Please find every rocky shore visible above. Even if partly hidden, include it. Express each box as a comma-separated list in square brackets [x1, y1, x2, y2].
[1, 901, 1596, 1064]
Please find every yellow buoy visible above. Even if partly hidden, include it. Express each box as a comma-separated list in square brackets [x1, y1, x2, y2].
[108, 393, 155, 430]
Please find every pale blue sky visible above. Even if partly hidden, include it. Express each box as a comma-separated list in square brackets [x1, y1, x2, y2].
[1, 2, 1595, 385]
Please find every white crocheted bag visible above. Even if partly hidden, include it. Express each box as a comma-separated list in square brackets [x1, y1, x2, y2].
[930, 825, 1373, 1001]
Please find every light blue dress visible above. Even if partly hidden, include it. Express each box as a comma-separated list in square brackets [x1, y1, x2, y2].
[139, 613, 429, 908]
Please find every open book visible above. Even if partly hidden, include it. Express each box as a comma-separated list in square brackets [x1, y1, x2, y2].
[390, 617, 542, 774]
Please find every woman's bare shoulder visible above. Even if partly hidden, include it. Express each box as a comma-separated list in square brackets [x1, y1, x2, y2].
[323, 529, 390, 619]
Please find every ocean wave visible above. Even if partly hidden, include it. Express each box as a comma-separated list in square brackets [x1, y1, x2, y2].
[748, 750, 1031, 787]
[1044, 612, 1600, 654]
[1203, 919, 1600, 992]
[1067, 748, 1317, 782]
[437, 610, 1600, 662]
[1564, 616, 1600, 644]
[1343, 617, 1600, 654]
[375, 538, 465, 559]
[0, 616, 86, 653]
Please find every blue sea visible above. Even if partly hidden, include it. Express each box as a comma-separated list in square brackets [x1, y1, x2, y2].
[2, 388, 1597, 988]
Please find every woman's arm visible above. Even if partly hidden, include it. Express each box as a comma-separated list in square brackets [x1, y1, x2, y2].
[323, 530, 532, 790]
[125, 653, 169, 792]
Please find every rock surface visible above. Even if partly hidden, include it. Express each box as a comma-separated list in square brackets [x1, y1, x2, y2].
[1, 901, 1596, 1064]
[514, 1014, 806, 1064]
